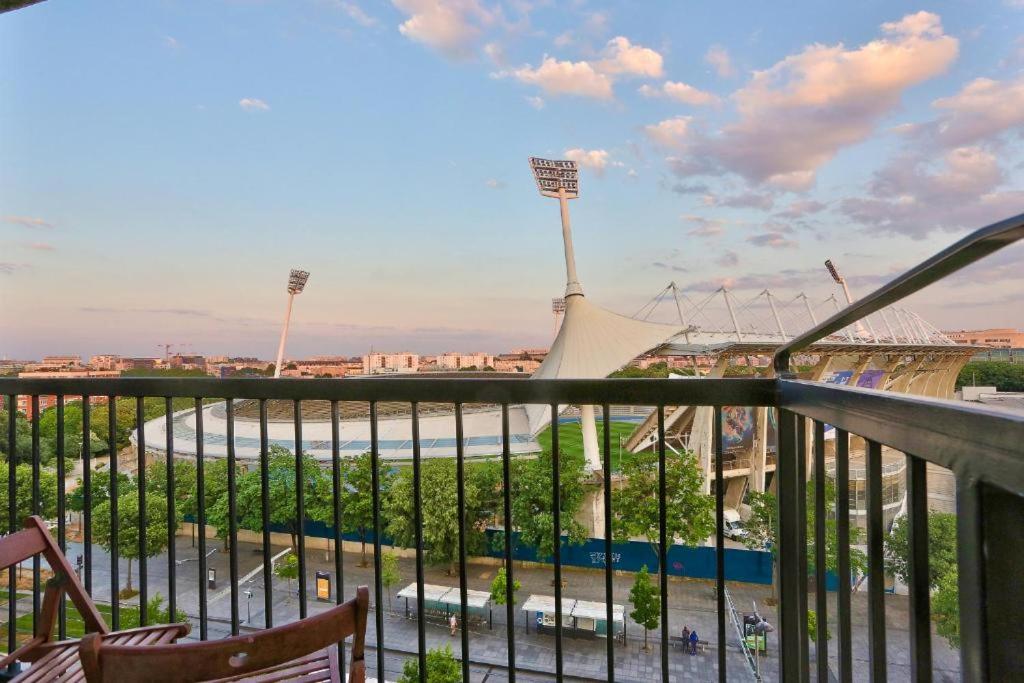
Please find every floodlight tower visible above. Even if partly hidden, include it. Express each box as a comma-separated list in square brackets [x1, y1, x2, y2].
[273, 268, 310, 379]
[825, 259, 875, 341]
[529, 157, 582, 297]
[552, 297, 566, 340]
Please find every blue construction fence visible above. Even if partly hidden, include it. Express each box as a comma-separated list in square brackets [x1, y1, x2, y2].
[236, 518, 775, 586]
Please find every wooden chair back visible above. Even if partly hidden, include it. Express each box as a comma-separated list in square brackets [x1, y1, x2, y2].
[80, 585, 369, 682]
[0, 516, 108, 665]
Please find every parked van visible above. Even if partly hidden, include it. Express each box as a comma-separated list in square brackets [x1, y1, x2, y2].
[723, 509, 748, 541]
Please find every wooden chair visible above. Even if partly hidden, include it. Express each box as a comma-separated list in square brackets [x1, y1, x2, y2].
[79, 586, 369, 683]
[0, 515, 190, 681]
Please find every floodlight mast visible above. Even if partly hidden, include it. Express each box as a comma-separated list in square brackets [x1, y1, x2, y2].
[824, 259, 876, 340]
[529, 157, 582, 297]
[273, 268, 310, 379]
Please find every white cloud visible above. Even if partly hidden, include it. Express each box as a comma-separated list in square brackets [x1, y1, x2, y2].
[163, 36, 181, 50]
[776, 199, 828, 219]
[747, 231, 796, 249]
[336, 1, 378, 27]
[595, 36, 664, 78]
[393, 0, 493, 60]
[643, 116, 692, 149]
[713, 191, 775, 210]
[668, 12, 959, 190]
[639, 81, 719, 106]
[503, 57, 613, 99]
[930, 76, 1024, 147]
[705, 45, 735, 78]
[524, 95, 545, 110]
[2, 215, 53, 229]
[27, 242, 55, 251]
[485, 178, 505, 189]
[682, 214, 726, 237]
[239, 98, 270, 111]
[564, 148, 610, 175]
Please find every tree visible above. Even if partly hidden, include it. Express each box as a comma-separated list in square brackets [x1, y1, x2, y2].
[0, 409, 47, 464]
[275, 551, 299, 593]
[397, 645, 461, 683]
[385, 458, 487, 574]
[0, 463, 60, 534]
[932, 569, 959, 648]
[339, 451, 392, 567]
[92, 490, 170, 593]
[807, 609, 831, 643]
[146, 592, 188, 624]
[956, 361, 1024, 392]
[884, 511, 956, 589]
[613, 448, 714, 568]
[509, 448, 588, 560]
[489, 566, 520, 606]
[380, 552, 400, 613]
[629, 565, 660, 652]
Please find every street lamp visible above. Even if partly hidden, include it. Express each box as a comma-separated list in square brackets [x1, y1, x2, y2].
[274, 268, 310, 378]
[244, 589, 253, 624]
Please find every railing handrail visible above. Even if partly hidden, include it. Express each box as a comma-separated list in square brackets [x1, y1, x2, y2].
[773, 212, 1024, 373]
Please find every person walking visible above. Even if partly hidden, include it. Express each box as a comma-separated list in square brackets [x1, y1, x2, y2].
[689, 628, 699, 655]
[449, 613, 458, 637]
[681, 626, 690, 650]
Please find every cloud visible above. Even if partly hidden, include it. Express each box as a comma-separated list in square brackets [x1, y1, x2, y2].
[747, 231, 796, 249]
[639, 81, 719, 106]
[502, 57, 613, 99]
[705, 45, 735, 78]
[776, 199, 828, 219]
[26, 243, 55, 251]
[524, 95, 544, 110]
[335, 1, 378, 27]
[716, 250, 739, 267]
[682, 214, 726, 237]
[163, 36, 181, 49]
[393, 0, 493, 60]
[666, 12, 958, 190]
[0, 262, 24, 274]
[653, 261, 688, 273]
[929, 76, 1024, 147]
[485, 178, 505, 189]
[711, 191, 775, 210]
[595, 36, 664, 78]
[239, 98, 270, 111]
[643, 116, 692, 149]
[2, 215, 53, 229]
[668, 182, 710, 195]
[564, 148, 610, 175]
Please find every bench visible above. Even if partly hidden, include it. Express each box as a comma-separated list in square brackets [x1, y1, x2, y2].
[669, 636, 709, 653]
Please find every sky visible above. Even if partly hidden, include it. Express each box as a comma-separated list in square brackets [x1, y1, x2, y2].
[1, 0, 1022, 360]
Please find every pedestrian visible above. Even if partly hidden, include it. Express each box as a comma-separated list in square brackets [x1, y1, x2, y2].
[449, 613, 458, 636]
[689, 628, 699, 655]
[681, 626, 690, 649]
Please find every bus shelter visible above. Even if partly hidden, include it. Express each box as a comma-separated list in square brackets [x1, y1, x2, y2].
[521, 594, 625, 640]
[396, 583, 493, 628]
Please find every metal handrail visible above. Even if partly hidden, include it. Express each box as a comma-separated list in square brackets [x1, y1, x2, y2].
[773, 212, 1024, 373]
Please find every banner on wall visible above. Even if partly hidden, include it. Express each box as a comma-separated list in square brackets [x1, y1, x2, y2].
[856, 369, 886, 389]
[721, 406, 756, 454]
[766, 407, 778, 454]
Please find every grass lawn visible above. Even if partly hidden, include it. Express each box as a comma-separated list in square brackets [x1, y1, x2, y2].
[1, 599, 146, 644]
[534, 420, 639, 471]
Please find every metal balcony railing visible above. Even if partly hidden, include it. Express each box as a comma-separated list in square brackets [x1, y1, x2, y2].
[0, 213, 1022, 682]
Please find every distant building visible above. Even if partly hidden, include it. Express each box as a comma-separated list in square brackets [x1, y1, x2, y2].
[363, 352, 419, 374]
[945, 328, 1024, 348]
[15, 368, 119, 418]
[169, 354, 206, 371]
[493, 351, 543, 374]
[42, 355, 81, 367]
[281, 357, 350, 378]
[89, 354, 120, 370]
[116, 357, 158, 371]
[437, 352, 495, 370]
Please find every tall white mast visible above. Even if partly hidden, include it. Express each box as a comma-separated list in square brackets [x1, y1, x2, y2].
[274, 269, 310, 379]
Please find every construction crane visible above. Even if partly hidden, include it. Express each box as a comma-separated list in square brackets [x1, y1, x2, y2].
[158, 343, 191, 360]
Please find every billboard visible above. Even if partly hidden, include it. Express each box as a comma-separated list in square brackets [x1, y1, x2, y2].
[856, 369, 886, 389]
[766, 407, 778, 454]
[529, 157, 579, 198]
[721, 406, 755, 454]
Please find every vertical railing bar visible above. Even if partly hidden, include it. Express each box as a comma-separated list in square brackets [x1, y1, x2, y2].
[795, 415, 809, 681]
[165, 397, 176, 625]
[813, 421, 828, 682]
[82, 398, 93, 595]
[294, 400, 308, 619]
[714, 406, 726, 682]
[330, 400, 346, 680]
[955, 477, 988, 681]
[411, 402, 427, 680]
[108, 395, 120, 630]
[195, 397, 208, 640]
[226, 398, 239, 635]
[56, 396, 66, 639]
[657, 406, 669, 683]
[7, 397, 17, 656]
[835, 429, 853, 683]
[602, 403, 614, 683]
[31, 396, 40, 630]
[135, 396, 148, 627]
[259, 399, 273, 629]
[776, 408, 803, 681]
[906, 454, 932, 683]
[369, 402, 385, 682]
[454, 404, 470, 683]
[551, 402, 564, 682]
[500, 404, 516, 682]
[866, 439, 886, 682]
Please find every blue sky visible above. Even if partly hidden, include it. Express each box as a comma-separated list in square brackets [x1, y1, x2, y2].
[2, 0, 1022, 359]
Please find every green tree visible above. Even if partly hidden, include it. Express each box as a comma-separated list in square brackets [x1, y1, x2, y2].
[386, 459, 487, 574]
[489, 566, 520, 606]
[956, 361, 1024, 392]
[380, 552, 400, 613]
[339, 451, 392, 567]
[275, 551, 299, 592]
[629, 565, 660, 652]
[0, 463, 60, 534]
[807, 609, 831, 642]
[145, 458, 198, 524]
[509, 448, 588, 560]
[92, 490, 171, 593]
[146, 592, 188, 624]
[0, 409, 46, 464]
[613, 448, 714, 568]
[398, 645, 461, 683]
[932, 569, 960, 648]
[884, 511, 957, 589]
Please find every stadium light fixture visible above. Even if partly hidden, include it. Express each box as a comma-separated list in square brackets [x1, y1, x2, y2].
[274, 268, 310, 378]
[529, 157, 582, 297]
[824, 258, 876, 340]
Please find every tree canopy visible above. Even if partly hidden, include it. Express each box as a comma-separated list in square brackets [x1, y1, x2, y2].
[883, 511, 957, 589]
[509, 447, 588, 560]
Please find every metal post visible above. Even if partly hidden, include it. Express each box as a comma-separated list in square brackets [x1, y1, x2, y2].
[557, 187, 583, 297]
[764, 289, 787, 340]
[722, 287, 743, 342]
[274, 293, 295, 379]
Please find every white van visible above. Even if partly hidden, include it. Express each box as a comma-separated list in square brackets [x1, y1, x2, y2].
[723, 509, 748, 541]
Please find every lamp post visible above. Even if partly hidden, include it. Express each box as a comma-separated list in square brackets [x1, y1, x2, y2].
[824, 259, 875, 341]
[529, 157, 581, 298]
[551, 297, 566, 340]
[274, 269, 310, 378]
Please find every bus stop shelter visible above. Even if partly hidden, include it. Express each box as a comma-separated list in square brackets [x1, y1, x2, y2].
[521, 594, 625, 640]
[396, 583, 493, 628]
